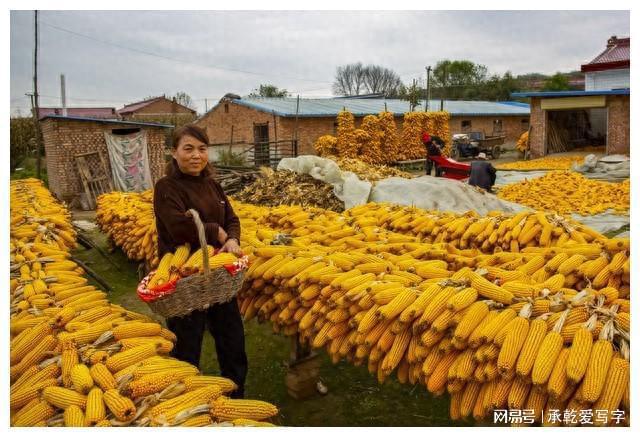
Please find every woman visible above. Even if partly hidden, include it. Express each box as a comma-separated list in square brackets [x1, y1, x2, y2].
[153, 124, 247, 398]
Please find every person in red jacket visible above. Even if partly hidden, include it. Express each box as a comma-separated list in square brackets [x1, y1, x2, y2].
[422, 132, 443, 175]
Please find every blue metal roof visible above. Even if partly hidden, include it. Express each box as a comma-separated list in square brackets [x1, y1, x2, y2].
[229, 98, 530, 118]
[40, 114, 174, 128]
[511, 89, 630, 98]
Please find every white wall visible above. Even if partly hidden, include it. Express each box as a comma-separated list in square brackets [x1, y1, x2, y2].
[585, 68, 630, 91]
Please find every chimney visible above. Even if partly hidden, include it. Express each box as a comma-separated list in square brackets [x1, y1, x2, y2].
[607, 36, 618, 47]
[60, 74, 67, 116]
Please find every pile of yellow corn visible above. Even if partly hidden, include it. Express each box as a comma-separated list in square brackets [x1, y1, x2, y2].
[233, 201, 629, 426]
[314, 110, 451, 164]
[10, 179, 278, 427]
[326, 156, 412, 182]
[496, 156, 585, 171]
[93, 191, 629, 425]
[95, 190, 159, 267]
[515, 132, 529, 153]
[497, 172, 630, 215]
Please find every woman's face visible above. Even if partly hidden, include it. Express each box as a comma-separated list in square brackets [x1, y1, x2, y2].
[173, 134, 208, 176]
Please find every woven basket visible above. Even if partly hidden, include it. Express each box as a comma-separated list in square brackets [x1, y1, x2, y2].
[145, 208, 245, 319]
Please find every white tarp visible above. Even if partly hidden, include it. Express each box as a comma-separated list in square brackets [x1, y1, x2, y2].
[104, 131, 153, 192]
[571, 154, 630, 181]
[495, 170, 550, 187]
[571, 212, 630, 236]
[370, 176, 527, 215]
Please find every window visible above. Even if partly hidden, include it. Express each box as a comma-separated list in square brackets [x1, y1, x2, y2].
[461, 120, 472, 131]
[111, 128, 140, 135]
[521, 118, 530, 130]
[333, 122, 338, 135]
[224, 103, 229, 113]
[493, 119, 503, 134]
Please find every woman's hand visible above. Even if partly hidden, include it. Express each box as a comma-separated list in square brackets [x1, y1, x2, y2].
[217, 227, 228, 245]
[220, 238, 242, 256]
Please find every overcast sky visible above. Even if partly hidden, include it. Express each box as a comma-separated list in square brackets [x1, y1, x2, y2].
[10, 10, 630, 115]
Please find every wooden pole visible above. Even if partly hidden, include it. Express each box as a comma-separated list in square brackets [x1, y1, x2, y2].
[272, 110, 278, 142]
[229, 125, 234, 153]
[33, 10, 43, 179]
[293, 95, 300, 153]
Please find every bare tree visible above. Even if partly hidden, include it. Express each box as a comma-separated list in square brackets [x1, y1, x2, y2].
[332, 63, 367, 96]
[173, 91, 196, 110]
[363, 65, 403, 96]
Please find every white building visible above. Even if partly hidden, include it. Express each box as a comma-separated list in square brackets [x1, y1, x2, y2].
[581, 36, 630, 91]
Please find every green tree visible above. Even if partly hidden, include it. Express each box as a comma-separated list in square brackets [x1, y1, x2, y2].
[249, 84, 289, 98]
[542, 73, 570, 91]
[432, 60, 488, 100]
[398, 79, 423, 111]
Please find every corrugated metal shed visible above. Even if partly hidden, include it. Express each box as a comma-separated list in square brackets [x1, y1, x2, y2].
[230, 97, 530, 118]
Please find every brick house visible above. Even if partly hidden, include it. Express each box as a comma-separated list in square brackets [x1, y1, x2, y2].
[118, 96, 197, 125]
[40, 115, 172, 206]
[195, 96, 530, 158]
[512, 36, 630, 158]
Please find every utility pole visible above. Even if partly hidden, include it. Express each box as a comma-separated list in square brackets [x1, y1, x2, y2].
[440, 63, 446, 111]
[204, 98, 208, 113]
[425, 66, 432, 112]
[33, 10, 43, 179]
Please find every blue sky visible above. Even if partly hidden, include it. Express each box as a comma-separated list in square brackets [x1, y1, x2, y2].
[10, 10, 630, 115]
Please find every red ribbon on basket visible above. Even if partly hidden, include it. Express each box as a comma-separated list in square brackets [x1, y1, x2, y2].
[137, 253, 250, 303]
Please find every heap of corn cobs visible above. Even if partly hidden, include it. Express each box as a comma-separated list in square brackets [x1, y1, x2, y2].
[95, 191, 630, 426]
[497, 171, 630, 215]
[234, 201, 629, 427]
[10, 179, 278, 427]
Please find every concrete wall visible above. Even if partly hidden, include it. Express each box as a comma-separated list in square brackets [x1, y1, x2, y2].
[41, 119, 168, 204]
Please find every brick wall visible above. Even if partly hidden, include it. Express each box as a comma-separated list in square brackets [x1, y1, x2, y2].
[198, 100, 528, 157]
[41, 119, 169, 204]
[529, 98, 546, 158]
[607, 95, 630, 155]
[450, 115, 529, 146]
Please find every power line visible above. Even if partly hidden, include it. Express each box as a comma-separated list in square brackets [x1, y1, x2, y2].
[40, 20, 333, 85]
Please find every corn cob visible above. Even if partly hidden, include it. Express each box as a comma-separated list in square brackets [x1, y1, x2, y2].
[63, 405, 85, 427]
[103, 389, 136, 422]
[70, 363, 94, 394]
[210, 396, 278, 421]
[42, 386, 87, 409]
[84, 387, 106, 426]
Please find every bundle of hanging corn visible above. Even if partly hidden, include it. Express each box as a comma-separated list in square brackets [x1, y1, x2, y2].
[515, 132, 529, 153]
[378, 111, 402, 164]
[10, 179, 279, 427]
[359, 115, 385, 165]
[336, 110, 359, 159]
[314, 135, 339, 157]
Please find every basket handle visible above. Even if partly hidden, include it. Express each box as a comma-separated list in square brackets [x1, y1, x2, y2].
[185, 209, 211, 277]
